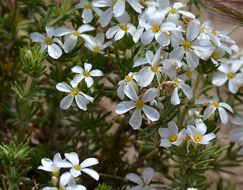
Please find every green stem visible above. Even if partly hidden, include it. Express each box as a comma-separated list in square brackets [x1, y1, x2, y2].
[24, 76, 33, 97]
[228, 23, 240, 36]
[1, 177, 7, 190]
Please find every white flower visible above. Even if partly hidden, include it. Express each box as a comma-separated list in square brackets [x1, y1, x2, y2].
[158, 121, 186, 147]
[166, 2, 195, 25]
[106, 12, 136, 41]
[209, 47, 225, 66]
[43, 172, 86, 190]
[166, 78, 193, 105]
[74, 0, 109, 24]
[64, 152, 99, 180]
[179, 67, 197, 84]
[125, 167, 157, 190]
[212, 62, 243, 94]
[187, 188, 198, 190]
[170, 20, 212, 69]
[187, 109, 207, 130]
[116, 84, 160, 129]
[71, 63, 103, 88]
[162, 58, 182, 79]
[150, 91, 164, 110]
[134, 48, 163, 87]
[196, 99, 233, 124]
[30, 26, 63, 59]
[82, 33, 112, 54]
[187, 125, 215, 145]
[56, 81, 94, 110]
[54, 25, 94, 53]
[197, 99, 233, 124]
[117, 72, 138, 99]
[38, 153, 70, 176]
[140, 13, 177, 45]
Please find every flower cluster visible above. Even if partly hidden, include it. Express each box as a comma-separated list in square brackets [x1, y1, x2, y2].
[38, 152, 99, 190]
[56, 63, 103, 110]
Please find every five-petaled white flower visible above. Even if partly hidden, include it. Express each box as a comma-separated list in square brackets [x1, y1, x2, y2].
[170, 20, 212, 69]
[82, 33, 112, 54]
[187, 125, 216, 145]
[212, 62, 243, 94]
[38, 153, 70, 177]
[54, 25, 94, 53]
[56, 81, 94, 110]
[125, 167, 157, 190]
[196, 99, 233, 124]
[116, 84, 160, 129]
[117, 72, 138, 99]
[74, 0, 109, 24]
[134, 48, 163, 87]
[64, 152, 99, 180]
[30, 26, 63, 59]
[187, 109, 207, 130]
[71, 63, 103, 88]
[43, 172, 87, 190]
[106, 12, 136, 41]
[158, 121, 186, 147]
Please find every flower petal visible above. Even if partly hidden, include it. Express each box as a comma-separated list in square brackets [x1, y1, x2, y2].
[218, 107, 228, 124]
[56, 82, 72, 92]
[129, 109, 142, 129]
[143, 167, 154, 184]
[82, 168, 99, 181]
[60, 95, 74, 110]
[124, 84, 138, 101]
[81, 158, 99, 168]
[48, 44, 62, 59]
[116, 101, 136, 114]
[65, 152, 80, 166]
[142, 105, 160, 121]
[125, 173, 143, 185]
[30, 32, 45, 42]
[63, 35, 77, 53]
[75, 95, 89, 110]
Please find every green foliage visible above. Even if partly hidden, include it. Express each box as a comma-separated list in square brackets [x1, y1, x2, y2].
[19, 44, 47, 78]
[0, 141, 32, 189]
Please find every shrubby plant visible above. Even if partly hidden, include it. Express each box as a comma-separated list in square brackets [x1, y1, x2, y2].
[0, 0, 243, 189]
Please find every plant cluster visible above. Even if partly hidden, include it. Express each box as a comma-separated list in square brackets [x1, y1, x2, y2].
[0, 0, 243, 190]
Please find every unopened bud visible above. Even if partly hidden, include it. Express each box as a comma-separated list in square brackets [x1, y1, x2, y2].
[51, 176, 58, 186]
[25, 50, 33, 61]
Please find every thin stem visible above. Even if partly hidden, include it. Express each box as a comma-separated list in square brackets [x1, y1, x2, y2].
[24, 76, 33, 97]
[1, 177, 7, 190]
[228, 23, 241, 36]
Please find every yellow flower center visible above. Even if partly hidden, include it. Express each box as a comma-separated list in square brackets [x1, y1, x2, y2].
[45, 38, 53, 45]
[152, 25, 160, 33]
[173, 61, 178, 66]
[52, 170, 59, 177]
[211, 52, 218, 60]
[185, 70, 192, 78]
[213, 101, 219, 108]
[72, 30, 80, 37]
[93, 46, 100, 51]
[182, 41, 191, 50]
[151, 66, 158, 73]
[136, 99, 144, 109]
[193, 115, 201, 120]
[71, 88, 80, 96]
[83, 71, 90, 77]
[211, 30, 217, 36]
[59, 187, 65, 190]
[227, 72, 235, 79]
[200, 25, 205, 31]
[169, 135, 178, 142]
[169, 8, 177, 14]
[194, 134, 202, 142]
[120, 24, 128, 31]
[142, 183, 149, 187]
[173, 79, 179, 86]
[125, 75, 132, 83]
[165, 31, 172, 36]
[85, 4, 93, 9]
[74, 164, 82, 171]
